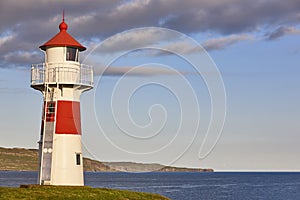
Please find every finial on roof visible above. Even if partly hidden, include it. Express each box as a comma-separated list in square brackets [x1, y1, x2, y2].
[39, 11, 86, 51]
[59, 9, 68, 31]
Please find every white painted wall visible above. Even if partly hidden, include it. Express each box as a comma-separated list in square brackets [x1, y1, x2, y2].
[46, 47, 65, 63]
[51, 134, 84, 186]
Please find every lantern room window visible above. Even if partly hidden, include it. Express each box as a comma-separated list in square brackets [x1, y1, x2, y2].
[66, 47, 78, 62]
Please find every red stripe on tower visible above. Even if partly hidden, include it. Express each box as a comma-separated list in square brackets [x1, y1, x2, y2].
[55, 100, 81, 134]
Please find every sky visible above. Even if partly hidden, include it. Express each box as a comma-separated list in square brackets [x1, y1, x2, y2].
[0, 0, 300, 171]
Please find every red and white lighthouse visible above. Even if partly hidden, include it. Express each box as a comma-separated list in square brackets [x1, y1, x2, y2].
[31, 15, 93, 186]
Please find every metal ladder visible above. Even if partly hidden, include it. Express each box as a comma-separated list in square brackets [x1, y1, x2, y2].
[39, 83, 56, 185]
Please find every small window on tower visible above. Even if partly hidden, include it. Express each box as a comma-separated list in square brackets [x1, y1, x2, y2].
[66, 47, 78, 61]
[48, 102, 55, 113]
[76, 153, 81, 165]
[45, 101, 56, 122]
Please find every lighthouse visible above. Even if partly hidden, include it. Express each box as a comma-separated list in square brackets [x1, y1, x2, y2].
[30, 15, 93, 186]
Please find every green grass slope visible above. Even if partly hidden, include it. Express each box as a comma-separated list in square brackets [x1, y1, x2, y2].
[0, 186, 169, 200]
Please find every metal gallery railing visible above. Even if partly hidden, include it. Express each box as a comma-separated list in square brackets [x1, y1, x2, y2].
[31, 63, 93, 87]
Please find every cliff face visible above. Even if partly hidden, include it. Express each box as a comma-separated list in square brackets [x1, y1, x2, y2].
[102, 162, 214, 172]
[83, 158, 117, 172]
[158, 166, 214, 172]
[0, 147, 213, 172]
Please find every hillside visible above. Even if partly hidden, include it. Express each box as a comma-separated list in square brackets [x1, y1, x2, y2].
[0, 147, 213, 172]
[103, 162, 213, 172]
[0, 147, 115, 172]
[0, 186, 169, 200]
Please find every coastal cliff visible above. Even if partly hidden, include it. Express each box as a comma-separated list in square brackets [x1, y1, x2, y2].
[0, 147, 213, 172]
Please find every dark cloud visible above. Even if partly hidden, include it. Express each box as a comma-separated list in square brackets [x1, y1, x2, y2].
[266, 26, 300, 40]
[1, 0, 300, 68]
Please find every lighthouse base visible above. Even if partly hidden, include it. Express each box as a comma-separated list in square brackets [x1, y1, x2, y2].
[38, 134, 84, 186]
[51, 134, 84, 186]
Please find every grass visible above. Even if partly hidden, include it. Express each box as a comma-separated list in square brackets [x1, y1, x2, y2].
[0, 186, 170, 200]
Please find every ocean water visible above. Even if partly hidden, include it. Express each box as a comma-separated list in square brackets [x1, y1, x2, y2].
[0, 171, 299, 200]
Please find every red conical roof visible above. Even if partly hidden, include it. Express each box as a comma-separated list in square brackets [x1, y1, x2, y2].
[39, 18, 86, 51]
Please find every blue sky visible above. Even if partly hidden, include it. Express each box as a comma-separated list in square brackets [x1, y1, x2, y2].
[0, 0, 300, 171]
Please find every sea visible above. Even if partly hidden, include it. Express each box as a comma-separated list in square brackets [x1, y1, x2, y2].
[0, 171, 300, 200]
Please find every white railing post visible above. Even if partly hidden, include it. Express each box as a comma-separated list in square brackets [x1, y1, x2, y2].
[31, 65, 34, 85]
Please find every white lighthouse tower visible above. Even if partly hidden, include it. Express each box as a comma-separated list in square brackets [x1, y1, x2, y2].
[31, 15, 93, 186]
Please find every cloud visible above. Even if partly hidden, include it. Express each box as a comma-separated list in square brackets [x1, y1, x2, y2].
[147, 34, 253, 55]
[202, 34, 253, 51]
[2, 0, 300, 37]
[94, 65, 186, 76]
[95, 28, 178, 54]
[3, 51, 42, 66]
[0, 33, 15, 47]
[266, 26, 300, 40]
[113, 0, 151, 15]
[1, 0, 300, 67]
[150, 41, 203, 56]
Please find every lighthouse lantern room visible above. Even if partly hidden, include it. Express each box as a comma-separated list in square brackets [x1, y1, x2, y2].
[31, 14, 93, 186]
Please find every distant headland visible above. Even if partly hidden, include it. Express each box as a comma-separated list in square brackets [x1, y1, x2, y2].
[0, 147, 213, 172]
